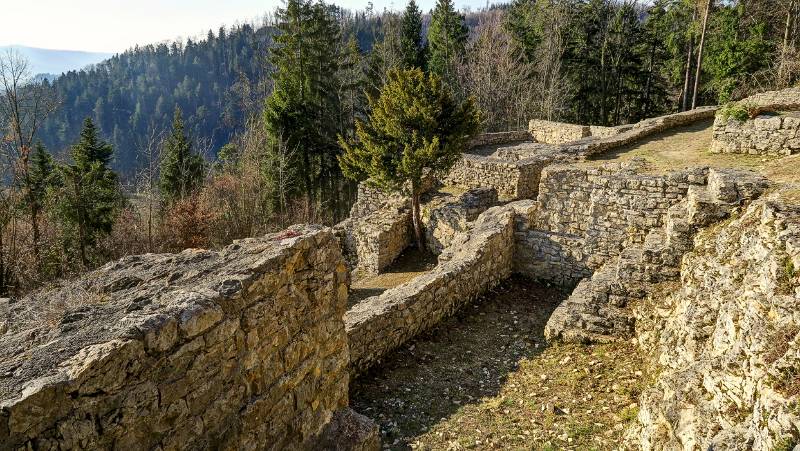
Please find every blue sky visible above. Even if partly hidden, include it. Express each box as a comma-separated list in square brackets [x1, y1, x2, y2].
[2, 0, 489, 53]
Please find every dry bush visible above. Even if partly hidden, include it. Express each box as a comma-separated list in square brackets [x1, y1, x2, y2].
[160, 194, 217, 251]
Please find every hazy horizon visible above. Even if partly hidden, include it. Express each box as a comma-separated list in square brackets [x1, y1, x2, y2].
[2, 0, 491, 54]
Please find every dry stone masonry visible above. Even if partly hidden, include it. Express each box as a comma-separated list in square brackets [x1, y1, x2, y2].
[712, 113, 800, 156]
[514, 160, 706, 288]
[345, 205, 516, 374]
[421, 187, 498, 255]
[0, 226, 377, 450]
[711, 87, 800, 155]
[544, 167, 770, 343]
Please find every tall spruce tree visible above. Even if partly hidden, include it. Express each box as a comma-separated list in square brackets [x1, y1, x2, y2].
[57, 118, 123, 265]
[400, 0, 427, 69]
[427, 0, 469, 85]
[23, 142, 58, 263]
[505, 0, 542, 64]
[264, 0, 342, 212]
[338, 68, 481, 248]
[159, 107, 205, 203]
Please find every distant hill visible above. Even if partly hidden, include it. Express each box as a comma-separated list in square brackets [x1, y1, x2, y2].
[0, 45, 113, 78]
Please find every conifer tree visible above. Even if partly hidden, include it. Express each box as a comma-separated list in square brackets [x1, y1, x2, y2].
[400, 0, 426, 69]
[339, 68, 481, 248]
[427, 0, 469, 85]
[264, 0, 342, 212]
[159, 107, 205, 203]
[57, 118, 123, 265]
[505, 0, 542, 64]
[22, 142, 58, 263]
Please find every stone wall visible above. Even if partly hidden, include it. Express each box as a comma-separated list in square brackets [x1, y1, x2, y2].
[529, 119, 590, 144]
[0, 226, 372, 450]
[631, 197, 800, 450]
[732, 86, 800, 112]
[443, 154, 546, 201]
[421, 187, 498, 255]
[345, 205, 516, 373]
[335, 199, 412, 279]
[711, 113, 800, 156]
[469, 130, 532, 148]
[544, 168, 769, 343]
[514, 161, 706, 287]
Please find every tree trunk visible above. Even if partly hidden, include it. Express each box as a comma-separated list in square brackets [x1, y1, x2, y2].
[781, 0, 795, 84]
[682, 6, 697, 112]
[411, 185, 424, 251]
[692, 0, 712, 109]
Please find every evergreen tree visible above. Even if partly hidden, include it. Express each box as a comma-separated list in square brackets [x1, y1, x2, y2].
[338, 37, 369, 142]
[159, 108, 206, 203]
[56, 118, 123, 265]
[264, 0, 342, 212]
[427, 0, 469, 85]
[339, 68, 481, 248]
[22, 142, 58, 264]
[400, 0, 426, 69]
[505, 0, 542, 64]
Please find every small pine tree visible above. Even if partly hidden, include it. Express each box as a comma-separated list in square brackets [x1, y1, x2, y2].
[339, 68, 481, 248]
[400, 0, 427, 70]
[160, 107, 205, 204]
[427, 0, 469, 85]
[56, 118, 123, 266]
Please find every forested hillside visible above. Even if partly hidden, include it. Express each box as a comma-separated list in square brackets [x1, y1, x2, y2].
[37, 24, 272, 173]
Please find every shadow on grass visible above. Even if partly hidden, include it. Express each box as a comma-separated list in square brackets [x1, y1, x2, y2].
[349, 274, 566, 450]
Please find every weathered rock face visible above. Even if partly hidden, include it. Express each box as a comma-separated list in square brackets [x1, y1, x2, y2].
[631, 197, 800, 450]
[711, 113, 800, 156]
[0, 226, 366, 450]
[345, 205, 516, 374]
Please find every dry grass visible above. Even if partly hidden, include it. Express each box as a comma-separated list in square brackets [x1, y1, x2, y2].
[579, 121, 800, 206]
[351, 276, 651, 450]
[582, 120, 782, 173]
[349, 247, 438, 306]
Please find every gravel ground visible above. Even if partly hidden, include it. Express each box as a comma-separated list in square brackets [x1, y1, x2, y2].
[350, 275, 651, 450]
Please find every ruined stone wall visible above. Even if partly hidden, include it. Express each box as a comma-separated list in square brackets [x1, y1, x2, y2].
[711, 113, 800, 156]
[529, 119, 590, 144]
[335, 200, 411, 279]
[0, 226, 359, 450]
[631, 197, 800, 450]
[543, 168, 769, 343]
[345, 205, 516, 373]
[443, 154, 546, 201]
[469, 131, 532, 147]
[349, 183, 402, 219]
[733, 86, 800, 112]
[514, 162, 707, 287]
[421, 187, 498, 255]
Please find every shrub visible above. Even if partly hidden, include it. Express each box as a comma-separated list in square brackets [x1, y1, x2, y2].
[718, 103, 750, 122]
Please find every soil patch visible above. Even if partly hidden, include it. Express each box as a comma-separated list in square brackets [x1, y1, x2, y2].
[349, 247, 438, 307]
[350, 275, 650, 450]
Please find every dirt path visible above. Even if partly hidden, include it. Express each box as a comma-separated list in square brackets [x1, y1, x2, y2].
[350, 276, 651, 450]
